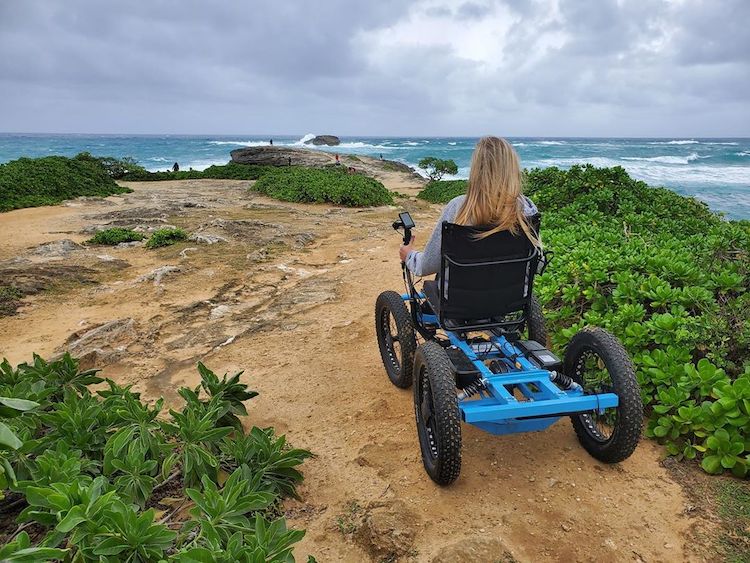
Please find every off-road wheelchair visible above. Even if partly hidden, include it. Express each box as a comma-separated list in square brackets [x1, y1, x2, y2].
[375, 212, 643, 485]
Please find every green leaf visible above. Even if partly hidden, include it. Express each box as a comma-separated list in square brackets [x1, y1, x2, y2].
[701, 455, 723, 474]
[0, 421, 23, 450]
[56, 506, 87, 533]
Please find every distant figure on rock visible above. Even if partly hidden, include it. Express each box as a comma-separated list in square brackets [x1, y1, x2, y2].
[172, 162, 179, 172]
[288, 157, 292, 166]
[269, 139, 273, 146]
[335, 154, 340, 166]
[380, 153, 384, 160]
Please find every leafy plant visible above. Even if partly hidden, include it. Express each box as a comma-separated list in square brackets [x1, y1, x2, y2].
[164, 403, 233, 488]
[146, 227, 189, 249]
[253, 166, 393, 207]
[195, 363, 258, 430]
[0, 355, 310, 560]
[87, 227, 145, 245]
[417, 156, 458, 181]
[221, 427, 312, 499]
[0, 532, 67, 562]
[184, 468, 275, 545]
[0, 153, 131, 212]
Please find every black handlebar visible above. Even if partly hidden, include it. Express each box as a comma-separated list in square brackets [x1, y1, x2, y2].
[392, 212, 415, 246]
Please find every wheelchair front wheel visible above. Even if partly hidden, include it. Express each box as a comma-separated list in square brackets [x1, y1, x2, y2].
[564, 327, 643, 463]
[413, 341, 461, 485]
[375, 291, 417, 388]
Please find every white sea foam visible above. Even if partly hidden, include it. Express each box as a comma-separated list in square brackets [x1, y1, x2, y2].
[649, 140, 699, 145]
[536, 140, 566, 145]
[208, 140, 270, 147]
[448, 142, 457, 145]
[703, 142, 739, 146]
[146, 158, 228, 172]
[530, 156, 750, 185]
[735, 151, 750, 157]
[621, 153, 700, 165]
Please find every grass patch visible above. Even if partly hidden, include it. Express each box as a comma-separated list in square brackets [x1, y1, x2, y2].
[124, 162, 274, 181]
[0, 286, 23, 316]
[0, 154, 131, 212]
[253, 166, 393, 207]
[87, 228, 145, 245]
[145, 227, 188, 249]
[335, 501, 363, 535]
[716, 481, 750, 560]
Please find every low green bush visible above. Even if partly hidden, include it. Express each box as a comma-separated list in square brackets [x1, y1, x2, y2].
[253, 166, 393, 207]
[419, 165, 750, 476]
[0, 154, 131, 212]
[145, 228, 188, 249]
[417, 179, 468, 203]
[0, 353, 311, 561]
[87, 228, 145, 246]
[124, 162, 274, 181]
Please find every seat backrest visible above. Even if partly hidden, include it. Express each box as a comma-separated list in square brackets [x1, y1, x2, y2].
[439, 217, 539, 324]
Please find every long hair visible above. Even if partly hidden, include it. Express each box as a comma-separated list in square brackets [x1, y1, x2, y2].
[455, 136, 539, 246]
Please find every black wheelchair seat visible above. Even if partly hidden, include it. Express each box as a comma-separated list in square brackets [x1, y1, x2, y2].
[424, 218, 541, 332]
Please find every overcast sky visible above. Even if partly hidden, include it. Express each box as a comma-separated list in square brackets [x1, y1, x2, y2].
[0, 0, 747, 137]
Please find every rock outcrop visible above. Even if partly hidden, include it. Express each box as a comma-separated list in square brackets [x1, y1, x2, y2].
[230, 147, 332, 168]
[304, 135, 340, 146]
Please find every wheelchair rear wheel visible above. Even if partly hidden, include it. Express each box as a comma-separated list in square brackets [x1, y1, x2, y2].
[414, 341, 462, 485]
[564, 327, 643, 463]
[375, 291, 417, 388]
[526, 294, 548, 345]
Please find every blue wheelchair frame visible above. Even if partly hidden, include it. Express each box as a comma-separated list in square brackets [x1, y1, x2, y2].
[403, 291, 619, 436]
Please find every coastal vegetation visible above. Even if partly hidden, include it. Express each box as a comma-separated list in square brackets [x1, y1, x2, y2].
[417, 157, 458, 181]
[0, 354, 311, 561]
[0, 155, 131, 212]
[122, 162, 274, 182]
[419, 165, 750, 477]
[253, 167, 393, 207]
[87, 228, 145, 246]
[145, 228, 189, 249]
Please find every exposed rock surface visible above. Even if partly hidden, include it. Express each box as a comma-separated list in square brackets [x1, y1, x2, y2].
[189, 233, 228, 245]
[136, 266, 180, 285]
[32, 239, 83, 257]
[304, 135, 340, 146]
[431, 537, 516, 563]
[230, 147, 333, 168]
[62, 318, 139, 368]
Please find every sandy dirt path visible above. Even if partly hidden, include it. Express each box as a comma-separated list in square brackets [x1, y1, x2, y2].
[0, 171, 711, 562]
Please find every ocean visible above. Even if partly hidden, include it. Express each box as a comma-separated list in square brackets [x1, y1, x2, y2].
[1, 133, 748, 219]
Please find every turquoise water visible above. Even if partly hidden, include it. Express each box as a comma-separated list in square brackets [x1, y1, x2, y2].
[1, 133, 748, 219]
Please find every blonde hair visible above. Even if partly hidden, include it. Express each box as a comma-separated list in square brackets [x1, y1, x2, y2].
[455, 136, 539, 246]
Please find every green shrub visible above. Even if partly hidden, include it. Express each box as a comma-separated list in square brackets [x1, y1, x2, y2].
[418, 156, 458, 181]
[87, 228, 145, 246]
[519, 165, 749, 476]
[0, 353, 310, 560]
[145, 228, 188, 249]
[124, 162, 274, 181]
[0, 154, 131, 212]
[417, 179, 468, 203]
[254, 166, 393, 207]
[75, 152, 147, 179]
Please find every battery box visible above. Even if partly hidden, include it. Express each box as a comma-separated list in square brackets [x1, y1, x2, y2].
[515, 340, 563, 371]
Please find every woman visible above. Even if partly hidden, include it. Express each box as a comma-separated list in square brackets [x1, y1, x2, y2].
[399, 136, 539, 276]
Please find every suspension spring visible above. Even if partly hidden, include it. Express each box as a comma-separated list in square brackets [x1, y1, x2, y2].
[457, 378, 488, 400]
[550, 371, 582, 392]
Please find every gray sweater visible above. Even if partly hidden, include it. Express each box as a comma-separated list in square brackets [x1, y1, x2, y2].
[405, 194, 538, 277]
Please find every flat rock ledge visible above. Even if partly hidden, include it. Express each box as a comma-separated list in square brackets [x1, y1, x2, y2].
[230, 146, 333, 168]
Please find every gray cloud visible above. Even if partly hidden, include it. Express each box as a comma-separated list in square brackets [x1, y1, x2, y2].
[0, 0, 747, 136]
